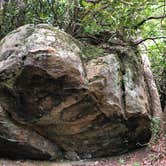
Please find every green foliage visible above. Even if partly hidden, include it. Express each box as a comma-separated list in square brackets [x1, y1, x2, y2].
[132, 162, 140, 166]
[0, 1, 22, 38]
[82, 45, 105, 60]
[1, 0, 165, 38]
[147, 39, 166, 108]
[151, 117, 161, 142]
[0, 0, 72, 38]
[25, 0, 69, 26]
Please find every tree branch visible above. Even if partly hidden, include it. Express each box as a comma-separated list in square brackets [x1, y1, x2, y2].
[134, 36, 166, 45]
[134, 15, 166, 29]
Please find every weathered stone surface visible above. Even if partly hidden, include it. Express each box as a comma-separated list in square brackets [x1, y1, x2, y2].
[142, 54, 162, 117]
[0, 105, 61, 160]
[0, 24, 161, 160]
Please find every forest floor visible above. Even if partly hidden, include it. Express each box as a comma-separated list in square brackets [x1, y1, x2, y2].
[0, 111, 165, 166]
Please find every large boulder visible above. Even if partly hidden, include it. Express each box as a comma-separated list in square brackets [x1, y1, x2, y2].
[0, 24, 161, 160]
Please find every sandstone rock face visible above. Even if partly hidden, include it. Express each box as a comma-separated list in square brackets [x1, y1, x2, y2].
[0, 24, 161, 160]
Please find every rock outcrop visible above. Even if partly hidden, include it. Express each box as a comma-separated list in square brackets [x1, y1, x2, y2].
[0, 24, 161, 160]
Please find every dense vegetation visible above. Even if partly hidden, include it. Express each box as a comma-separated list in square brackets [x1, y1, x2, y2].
[0, 0, 165, 108]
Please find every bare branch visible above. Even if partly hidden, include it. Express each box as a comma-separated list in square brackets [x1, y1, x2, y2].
[134, 36, 166, 45]
[134, 15, 166, 29]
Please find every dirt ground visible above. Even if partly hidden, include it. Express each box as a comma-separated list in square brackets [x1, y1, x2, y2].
[0, 111, 165, 166]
